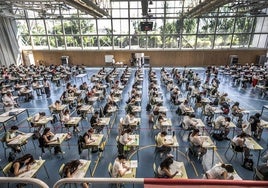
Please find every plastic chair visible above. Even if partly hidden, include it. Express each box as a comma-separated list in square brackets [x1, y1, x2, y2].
[153, 163, 159, 177]
[224, 141, 244, 162]
[108, 162, 113, 177]
[2, 162, 13, 177]
[1, 139, 12, 159]
[58, 163, 65, 178]
[59, 163, 78, 188]
[253, 167, 264, 180]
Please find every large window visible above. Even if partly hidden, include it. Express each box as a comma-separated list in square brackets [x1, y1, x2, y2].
[15, 1, 268, 50]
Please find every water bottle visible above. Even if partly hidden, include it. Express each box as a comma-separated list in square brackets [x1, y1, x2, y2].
[38, 156, 42, 165]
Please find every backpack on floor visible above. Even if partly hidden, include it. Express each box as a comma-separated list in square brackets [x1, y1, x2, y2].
[211, 132, 224, 141]
[146, 103, 152, 111]
[242, 158, 254, 171]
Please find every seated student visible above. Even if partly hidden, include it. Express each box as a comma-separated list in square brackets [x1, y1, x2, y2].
[51, 100, 62, 111]
[60, 91, 68, 103]
[219, 93, 229, 106]
[182, 114, 198, 130]
[3, 125, 26, 153]
[157, 156, 178, 178]
[9, 153, 35, 176]
[249, 113, 262, 140]
[2, 91, 18, 112]
[90, 111, 103, 133]
[117, 128, 133, 155]
[61, 109, 80, 132]
[31, 112, 46, 131]
[103, 102, 113, 117]
[242, 121, 252, 137]
[153, 114, 166, 130]
[232, 132, 251, 159]
[82, 128, 98, 153]
[40, 127, 64, 155]
[204, 163, 234, 180]
[214, 116, 231, 139]
[255, 162, 268, 180]
[155, 131, 172, 157]
[204, 102, 216, 122]
[18, 86, 33, 102]
[179, 100, 193, 115]
[79, 82, 89, 91]
[62, 159, 89, 188]
[112, 154, 130, 177]
[231, 102, 244, 125]
[121, 112, 137, 131]
[189, 129, 207, 159]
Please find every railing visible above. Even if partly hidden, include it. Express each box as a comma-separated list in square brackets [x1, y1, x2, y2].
[1, 177, 268, 188]
[53, 178, 268, 188]
[0, 177, 49, 188]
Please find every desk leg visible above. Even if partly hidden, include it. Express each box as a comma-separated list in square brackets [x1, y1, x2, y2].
[43, 165, 50, 178]
[257, 150, 261, 166]
[2, 123, 7, 132]
[261, 106, 264, 116]
[26, 109, 29, 117]
[176, 148, 178, 161]
[212, 149, 215, 166]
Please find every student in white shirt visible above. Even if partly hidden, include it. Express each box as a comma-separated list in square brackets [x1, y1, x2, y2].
[2, 91, 17, 112]
[112, 154, 130, 177]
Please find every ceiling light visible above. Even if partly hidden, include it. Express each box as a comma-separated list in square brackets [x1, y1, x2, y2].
[149, 0, 153, 5]
[148, 8, 151, 13]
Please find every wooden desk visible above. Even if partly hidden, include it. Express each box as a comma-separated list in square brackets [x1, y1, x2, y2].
[75, 74, 88, 83]
[169, 161, 188, 179]
[164, 135, 179, 160]
[30, 116, 53, 130]
[97, 117, 111, 133]
[261, 105, 268, 116]
[47, 133, 68, 147]
[245, 137, 263, 165]
[192, 118, 206, 133]
[65, 117, 82, 129]
[160, 118, 172, 131]
[49, 104, 68, 114]
[158, 106, 168, 113]
[0, 108, 29, 118]
[7, 133, 34, 150]
[122, 160, 137, 178]
[18, 160, 49, 178]
[79, 105, 94, 115]
[200, 136, 216, 165]
[84, 134, 104, 159]
[71, 159, 91, 178]
[0, 116, 14, 131]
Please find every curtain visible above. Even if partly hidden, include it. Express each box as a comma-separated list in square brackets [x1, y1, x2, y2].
[0, 17, 20, 66]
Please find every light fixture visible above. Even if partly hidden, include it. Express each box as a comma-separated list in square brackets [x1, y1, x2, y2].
[149, 0, 153, 5]
[148, 8, 151, 13]
[63, 0, 109, 18]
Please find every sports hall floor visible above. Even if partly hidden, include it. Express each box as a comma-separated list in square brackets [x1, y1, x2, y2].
[0, 66, 267, 188]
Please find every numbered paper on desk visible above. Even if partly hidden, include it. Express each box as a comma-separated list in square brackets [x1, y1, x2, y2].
[202, 141, 212, 147]
[127, 139, 135, 145]
[245, 140, 254, 149]
[130, 160, 138, 168]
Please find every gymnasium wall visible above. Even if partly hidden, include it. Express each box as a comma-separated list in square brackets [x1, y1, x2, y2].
[26, 49, 266, 67]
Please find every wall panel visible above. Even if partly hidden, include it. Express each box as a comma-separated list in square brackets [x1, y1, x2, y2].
[29, 49, 266, 67]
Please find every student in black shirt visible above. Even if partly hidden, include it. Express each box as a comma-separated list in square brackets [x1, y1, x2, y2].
[90, 111, 103, 133]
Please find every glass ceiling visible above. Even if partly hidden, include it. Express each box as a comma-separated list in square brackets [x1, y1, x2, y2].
[0, 0, 267, 50]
